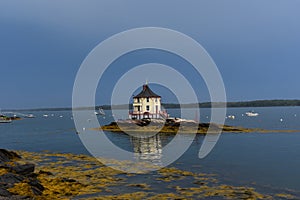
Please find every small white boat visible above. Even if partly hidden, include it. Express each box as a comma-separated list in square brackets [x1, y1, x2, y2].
[43, 114, 49, 117]
[99, 108, 105, 115]
[245, 111, 259, 117]
[25, 114, 35, 118]
[95, 108, 105, 115]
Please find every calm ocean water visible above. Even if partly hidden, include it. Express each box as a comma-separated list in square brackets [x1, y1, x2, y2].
[1, 107, 300, 195]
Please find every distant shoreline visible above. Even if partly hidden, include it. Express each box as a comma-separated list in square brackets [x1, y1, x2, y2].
[3, 99, 300, 112]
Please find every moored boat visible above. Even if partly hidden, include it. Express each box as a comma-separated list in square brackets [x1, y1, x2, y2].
[98, 108, 105, 115]
[245, 111, 259, 117]
[95, 107, 105, 115]
[25, 114, 35, 118]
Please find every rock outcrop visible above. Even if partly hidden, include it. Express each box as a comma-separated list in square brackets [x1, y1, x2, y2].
[0, 149, 44, 199]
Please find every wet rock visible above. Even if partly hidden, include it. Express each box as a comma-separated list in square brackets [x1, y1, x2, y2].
[0, 196, 31, 200]
[0, 150, 44, 199]
[38, 170, 53, 176]
[0, 173, 24, 185]
[30, 186, 43, 196]
[0, 188, 11, 197]
[12, 164, 35, 176]
[0, 149, 20, 163]
[28, 179, 44, 194]
[61, 177, 77, 183]
[193, 180, 206, 185]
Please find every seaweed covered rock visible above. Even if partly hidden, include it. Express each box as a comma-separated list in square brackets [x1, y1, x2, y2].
[0, 149, 44, 199]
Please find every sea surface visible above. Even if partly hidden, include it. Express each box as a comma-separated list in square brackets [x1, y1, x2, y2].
[1, 106, 300, 196]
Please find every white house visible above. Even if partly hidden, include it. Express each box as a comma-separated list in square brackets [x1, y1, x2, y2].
[129, 84, 168, 119]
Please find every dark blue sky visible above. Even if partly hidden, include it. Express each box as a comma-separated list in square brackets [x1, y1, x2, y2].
[1, 1, 300, 109]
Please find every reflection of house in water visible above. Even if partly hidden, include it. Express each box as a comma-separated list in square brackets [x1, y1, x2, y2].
[130, 134, 162, 166]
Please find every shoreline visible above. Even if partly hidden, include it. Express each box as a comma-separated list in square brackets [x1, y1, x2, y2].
[1, 149, 297, 199]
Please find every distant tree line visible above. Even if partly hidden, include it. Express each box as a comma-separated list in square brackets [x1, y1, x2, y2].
[4, 100, 300, 111]
[163, 100, 300, 109]
[226, 100, 300, 107]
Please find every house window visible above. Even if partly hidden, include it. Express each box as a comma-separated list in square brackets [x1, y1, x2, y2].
[146, 105, 150, 111]
[146, 97, 149, 102]
[137, 98, 140, 103]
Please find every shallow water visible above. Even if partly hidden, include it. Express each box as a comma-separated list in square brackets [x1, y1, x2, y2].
[1, 107, 300, 196]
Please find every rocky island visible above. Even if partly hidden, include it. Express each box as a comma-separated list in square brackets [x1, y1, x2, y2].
[98, 118, 299, 134]
[99, 118, 262, 134]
